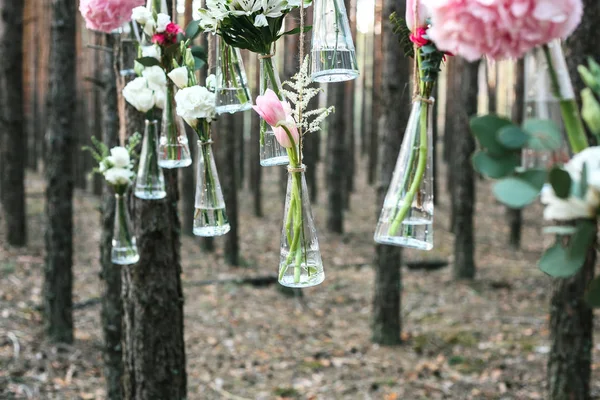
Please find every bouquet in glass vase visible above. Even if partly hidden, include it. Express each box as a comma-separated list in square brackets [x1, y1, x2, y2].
[374, 4, 448, 250]
[84, 135, 142, 265]
[253, 58, 334, 288]
[198, 0, 311, 166]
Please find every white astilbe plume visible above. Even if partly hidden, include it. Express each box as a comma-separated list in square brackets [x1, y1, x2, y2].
[282, 56, 334, 135]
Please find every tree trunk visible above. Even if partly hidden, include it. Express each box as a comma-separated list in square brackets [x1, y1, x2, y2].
[507, 59, 524, 250]
[99, 34, 123, 400]
[371, 0, 408, 346]
[444, 59, 460, 233]
[368, 0, 383, 185]
[43, 0, 75, 343]
[326, 82, 346, 234]
[118, 39, 187, 400]
[0, 0, 26, 247]
[452, 60, 478, 280]
[343, 0, 356, 210]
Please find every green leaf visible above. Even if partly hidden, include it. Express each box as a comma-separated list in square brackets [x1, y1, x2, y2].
[472, 151, 518, 179]
[542, 226, 578, 235]
[282, 25, 312, 36]
[194, 57, 205, 71]
[519, 168, 548, 191]
[497, 125, 529, 149]
[185, 20, 200, 40]
[585, 276, 600, 308]
[568, 220, 596, 260]
[470, 115, 513, 156]
[136, 57, 161, 67]
[549, 167, 572, 199]
[190, 45, 207, 62]
[539, 242, 585, 278]
[574, 163, 588, 199]
[492, 176, 541, 208]
[523, 118, 563, 150]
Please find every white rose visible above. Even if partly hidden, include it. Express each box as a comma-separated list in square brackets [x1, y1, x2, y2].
[175, 86, 216, 121]
[104, 167, 134, 186]
[142, 66, 167, 87]
[143, 19, 156, 36]
[156, 13, 171, 33]
[141, 44, 161, 60]
[109, 146, 130, 168]
[206, 74, 217, 91]
[564, 146, 600, 190]
[168, 67, 189, 89]
[123, 77, 155, 113]
[132, 6, 153, 25]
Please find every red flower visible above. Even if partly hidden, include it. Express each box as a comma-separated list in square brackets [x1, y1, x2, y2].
[152, 33, 167, 45]
[165, 22, 183, 35]
[409, 27, 429, 47]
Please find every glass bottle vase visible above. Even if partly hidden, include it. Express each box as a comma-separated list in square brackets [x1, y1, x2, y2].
[521, 39, 571, 169]
[135, 119, 166, 200]
[112, 193, 140, 265]
[194, 140, 231, 237]
[310, 0, 359, 83]
[279, 165, 325, 288]
[258, 55, 289, 167]
[374, 99, 434, 250]
[158, 81, 193, 169]
[215, 36, 252, 114]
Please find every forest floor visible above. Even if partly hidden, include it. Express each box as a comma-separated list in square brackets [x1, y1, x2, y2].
[1, 158, 600, 400]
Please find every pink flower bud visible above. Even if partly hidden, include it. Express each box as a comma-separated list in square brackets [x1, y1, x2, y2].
[406, 0, 430, 31]
[274, 122, 299, 149]
[409, 27, 429, 47]
[252, 89, 288, 127]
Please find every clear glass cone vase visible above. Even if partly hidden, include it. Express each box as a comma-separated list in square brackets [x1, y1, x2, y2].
[135, 119, 166, 200]
[194, 140, 230, 237]
[374, 99, 434, 250]
[279, 165, 325, 288]
[310, 0, 359, 83]
[158, 81, 193, 169]
[259, 56, 289, 167]
[112, 193, 140, 265]
[521, 39, 571, 169]
[215, 36, 252, 114]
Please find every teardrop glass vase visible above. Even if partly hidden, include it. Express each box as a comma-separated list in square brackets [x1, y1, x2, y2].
[374, 99, 434, 250]
[310, 0, 359, 83]
[279, 165, 325, 288]
[194, 140, 230, 237]
[158, 81, 193, 168]
[135, 119, 166, 200]
[259, 55, 289, 167]
[215, 35, 252, 114]
[521, 39, 571, 169]
[112, 193, 140, 265]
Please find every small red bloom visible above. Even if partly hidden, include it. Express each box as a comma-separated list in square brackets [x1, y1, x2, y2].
[165, 22, 183, 35]
[410, 27, 429, 47]
[152, 33, 167, 45]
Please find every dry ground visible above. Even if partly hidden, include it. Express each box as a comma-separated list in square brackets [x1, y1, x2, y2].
[1, 158, 600, 400]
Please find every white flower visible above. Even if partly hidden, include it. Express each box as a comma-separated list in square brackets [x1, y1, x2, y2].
[262, 0, 286, 16]
[142, 66, 167, 87]
[175, 86, 216, 121]
[564, 146, 600, 191]
[104, 167, 134, 186]
[143, 19, 156, 36]
[156, 13, 171, 33]
[541, 186, 600, 221]
[109, 146, 130, 168]
[122, 77, 155, 113]
[141, 44, 161, 60]
[206, 74, 217, 91]
[153, 86, 166, 109]
[132, 6, 153, 25]
[232, 0, 262, 15]
[254, 14, 268, 27]
[168, 67, 190, 89]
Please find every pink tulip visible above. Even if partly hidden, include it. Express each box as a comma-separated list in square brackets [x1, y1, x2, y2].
[274, 122, 300, 149]
[406, 0, 430, 31]
[253, 89, 288, 127]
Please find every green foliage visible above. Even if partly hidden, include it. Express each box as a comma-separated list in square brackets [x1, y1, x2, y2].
[539, 221, 596, 278]
[522, 119, 562, 151]
[585, 276, 600, 308]
[472, 152, 519, 179]
[470, 115, 513, 157]
[136, 57, 161, 67]
[419, 37, 445, 84]
[581, 88, 600, 139]
[492, 170, 546, 209]
[578, 57, 600, 96]
[497, 125, 528, 149]
[549, 167, 571, 199]
[390, 12, 414, 59]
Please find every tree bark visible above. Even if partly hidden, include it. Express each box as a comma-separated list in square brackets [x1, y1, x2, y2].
[43, 0, 75, 343]
[452, 60, 478, 280]
[371, 0, 408, 346]
[100, 34, 122, 400]
[0, 0, 26, 247]
[507, 59, 524, 250]
[118, 39, 187, 400]
[326, 82, 346, 234]
[249, 55, 263, 217]
[368, 0, 383, 185]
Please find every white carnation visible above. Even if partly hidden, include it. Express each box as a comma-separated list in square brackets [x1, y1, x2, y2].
[175, 86, 216, 121]
[109, 146, 130, 168]
[168, 67, 190, 89]
[132, 6, 153, 25]
[123, 77, 155, 113]
[156, 13, 171, 33]
[141, 44, 161, 60]
[104, 167, 134, 186]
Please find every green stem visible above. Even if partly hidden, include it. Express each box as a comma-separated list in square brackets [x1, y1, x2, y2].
[116, 194, 134, 247]
[165, 81, 179, 160]
[542, 44, 589, 153]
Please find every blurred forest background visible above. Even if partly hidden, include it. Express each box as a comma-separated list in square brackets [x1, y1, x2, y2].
[1, 0, 599, 399]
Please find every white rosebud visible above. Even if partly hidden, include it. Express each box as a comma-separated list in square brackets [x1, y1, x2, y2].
[143, 19, 156, 36]
[104, 167, 134, 186]
[175, 86, 216, 122]
[109, 146, 130, 168]
[122, 77, 155, 113]
[168, 67, 189, 89]
[141, 45, 161, 60]
[132, 6, 153, 25]
[156, 13, 171, 33]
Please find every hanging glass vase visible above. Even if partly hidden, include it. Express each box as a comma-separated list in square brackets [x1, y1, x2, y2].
[374, 99, 434, 250]
[158, 81, 193, 168]
[258, 52, 289, 167]
[194, 139, 230, 237]
[214, 35, 252, 114]
[521, 39, 571, 169]
[279, 165, 325, 288]
[135, 119, 166, 200]
[310, 0, 359, 83]
[112, 193, 140, 265]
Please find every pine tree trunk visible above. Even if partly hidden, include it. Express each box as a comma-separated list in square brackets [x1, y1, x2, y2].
[118, 39, 187, 400]
[218, 113, 239, 265]
[507, 59, 524, 250]
[0, 0, 26, 247]
[371, 0, 407, 346]
[452, 60, 478, 280]
[43, 0, 75, 343]
[343, 0, 356, 210]
[100, 34, 122, 400]
[249, 66, 263, 217]
[326, 82, 345, 234]
[368, 0, 383, 185]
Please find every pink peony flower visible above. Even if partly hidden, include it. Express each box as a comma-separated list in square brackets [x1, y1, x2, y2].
[406, 0, 430, 31]
[253, 89, 288, 127]
[79, 0, 144, 33]
[423, 0, 583, 61]
[410, 27, 429, 47]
